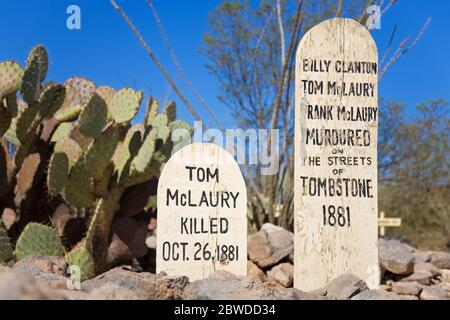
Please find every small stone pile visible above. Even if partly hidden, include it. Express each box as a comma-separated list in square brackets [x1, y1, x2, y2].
[247, 223, 450, 300]
[0, 223, 449, 300]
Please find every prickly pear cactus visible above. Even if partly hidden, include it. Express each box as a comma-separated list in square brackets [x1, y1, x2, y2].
[15, 223, 64, 261]
[20, 45, 48, 104]
[0, 61, 22, 99]
[109, 88, 143, 123]
[0, 45, 193, 280]
[65, 247, 95, 282]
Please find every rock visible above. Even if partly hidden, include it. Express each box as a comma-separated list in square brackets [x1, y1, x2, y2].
[310, 287, 327, 296]
[13, 255, 66, 276]
[247, 260, 267, 282]
[420, 286, 450, 300]
[148, 217, 157, 231]
[247, 231, 272, 265]
[352, 289, 403, 300]
[396, 237, 417, 251]
[413, 251, 431, 263]
[379, 239, 414, 275]
[56, 289, 89, 300]
[267, 263, 293, 288]
[106, 217, 149, 268]
[378, 284, 391, 291]
[13, 255, 68, 289]
[82, 267, 188, 300]
[1, 208, 16, 230]
[400, 270, 433, 286]
[391, 282, 421, 296]
[0, 270, 64, 300]
[440, 269, 450, 284]
[52, 204, 86, 248]
[414, 262, 441, 277]
[261, 223, 293, 251]
[145, 235, 157, 249]
[248, 225, 293, 269]
[87, 283, 142, 300]
[430, 252, 450, 269]
[183, 270, 323, 300]
[324, 274, 368, 299]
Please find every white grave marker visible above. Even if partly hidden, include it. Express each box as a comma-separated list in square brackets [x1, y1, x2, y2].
[157, 143, 247, 281]
[294, 18, 379, 291]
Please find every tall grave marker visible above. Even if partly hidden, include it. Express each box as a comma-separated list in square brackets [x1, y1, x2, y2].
[157, 143, 247, 281]
[294, 18, 379, 291]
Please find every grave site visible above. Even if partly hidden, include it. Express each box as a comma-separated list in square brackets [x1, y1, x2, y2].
[0, 1, 448, 304]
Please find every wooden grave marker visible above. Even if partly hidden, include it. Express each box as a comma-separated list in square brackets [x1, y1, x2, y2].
[294, 18, 379, 291]
[156, 143, 247, 281]
[378, 211, 402, 236]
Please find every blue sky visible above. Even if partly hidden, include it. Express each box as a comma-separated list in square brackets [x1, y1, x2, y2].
[1, 0, 449, 128]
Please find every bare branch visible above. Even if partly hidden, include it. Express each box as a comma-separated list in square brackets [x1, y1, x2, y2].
[380, 24, 397, 65]
[358, 0, 375, 23]
[276, 0, 286, 68]
[336, 0, 344, 17]
[380, 17, 432, 80]
[381, 0, 397, 17]
[110, 0, 202, 122]
[146, 0, 225, 131]
[270, 0, 304, 131]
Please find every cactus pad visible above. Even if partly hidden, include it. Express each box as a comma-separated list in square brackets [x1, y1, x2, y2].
[21, 46, 48, 104]
[39, 83, 66, 118]
[63, 163, 95, 208]
[96, 86, 116, 106]
[66, 246, 95, 281]
[0, 102, 12, 137]
[0, 61, 23, 98]
[26, 45, 48, 83]
[65, 77, 96, 108]
[130, 127, 157, 175]
[109, 88, 143, 123]
[78, 93, 108, 138]
[51, 122, 73, 142]
[113, 124, 143, 181]
[163, 101, 176, 122]
[151, 114, 170, 146]
[4, 94, 18, 117]
[169, 120, 193, 154]
[15, 105, 39, 144]
[144, 98, 159, 126]
[54, 137, 82, 166]
[14, 132, 37, 168]
[83, 125, 119, 181]
[15, 223, 64, 261]
[47, 152, 69, 196]
[0, 141, 14, 197]
[56, 77, 96, 120]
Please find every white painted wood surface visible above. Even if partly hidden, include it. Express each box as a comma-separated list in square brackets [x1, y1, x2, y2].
[378, 211, 402, 236]
[157, 143, 247, 281]
[294, 18, 379, 291]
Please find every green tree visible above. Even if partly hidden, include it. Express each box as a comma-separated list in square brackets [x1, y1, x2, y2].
[379, 100, 450, 249]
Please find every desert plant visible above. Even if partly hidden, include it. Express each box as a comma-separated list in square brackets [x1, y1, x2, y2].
[0, 45, 192, 280]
